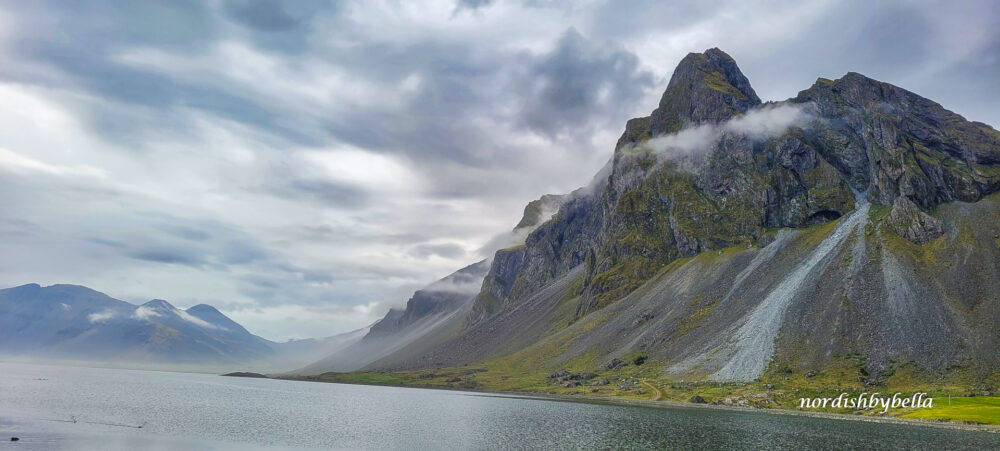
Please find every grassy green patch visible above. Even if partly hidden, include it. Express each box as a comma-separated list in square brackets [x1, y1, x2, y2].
[901, 397, 1000, 425]
[703, 70, 745, 98]
[311, 372, 404, 385]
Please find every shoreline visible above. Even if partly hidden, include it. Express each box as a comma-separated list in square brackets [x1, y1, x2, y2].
[275, 375, 1000, 434]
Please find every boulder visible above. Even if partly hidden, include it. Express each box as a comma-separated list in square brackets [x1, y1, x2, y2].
[689, 395, 707, 404]
[547, 370, 570, 379]
[606, 359, 627, 370]
[888, 196, 943, 244]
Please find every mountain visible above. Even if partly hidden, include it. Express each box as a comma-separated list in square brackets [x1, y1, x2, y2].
[304, 48, 1000, 388]
[0, 283, 356, 370]
[300, 193, 565, 373]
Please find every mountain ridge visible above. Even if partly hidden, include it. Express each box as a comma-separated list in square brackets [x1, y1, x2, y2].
[302, 48, 1000, 389]
[0, 283, 353, 371]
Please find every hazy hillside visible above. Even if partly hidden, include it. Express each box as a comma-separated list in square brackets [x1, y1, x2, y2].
[0, 283, 361, 371]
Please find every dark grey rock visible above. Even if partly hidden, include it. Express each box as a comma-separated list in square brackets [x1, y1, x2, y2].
[606, 358, 627, 370]
[888, 196, 944, 244]
[547, 370, 570, 379]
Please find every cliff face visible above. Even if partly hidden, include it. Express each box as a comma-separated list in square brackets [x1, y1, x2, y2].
[791, 73, 1000, 208]
[467, 49, 1000, 326]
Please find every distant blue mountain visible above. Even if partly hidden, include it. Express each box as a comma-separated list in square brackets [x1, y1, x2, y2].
[0, 283, 278, 364]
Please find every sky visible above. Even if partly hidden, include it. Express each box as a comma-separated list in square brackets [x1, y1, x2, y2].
[0, 0, 997, 341]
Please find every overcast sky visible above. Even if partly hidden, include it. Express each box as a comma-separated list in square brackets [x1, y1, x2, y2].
[1, 0, 997, 341]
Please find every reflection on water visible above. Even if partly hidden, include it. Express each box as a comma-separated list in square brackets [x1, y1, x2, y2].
[0, 362, 997, 450]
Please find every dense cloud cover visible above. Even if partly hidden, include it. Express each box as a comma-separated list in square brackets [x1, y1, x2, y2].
[0, 0, 997, 340]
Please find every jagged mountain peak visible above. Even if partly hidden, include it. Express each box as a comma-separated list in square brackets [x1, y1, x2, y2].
[514, 194, 565, 230]
[616, 48, 762, 150]
[651, 48, 761, 133]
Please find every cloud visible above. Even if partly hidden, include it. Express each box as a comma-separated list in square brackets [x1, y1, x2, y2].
[514, 28, 657, 138]
[643, 103, 811, 161]
[223, 0, 309, 32]
[725, 103, 811, 137]
[410, 243, 468, 260]
[176, 309, 227, 330]
[452, 0, 496, 17]
[132, 306, 162, 320]
[476, 197, 564, 256]
[276, 180, 371, 209]
[0, 148, 108, 178]
[128, 247, 207, 267]
[88, 310, 116, 323]
[644, 124, 719, 160]
[424, 276, 485, 295]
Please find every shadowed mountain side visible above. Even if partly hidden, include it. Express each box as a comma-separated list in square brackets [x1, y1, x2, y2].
[367, 266, 585, 371]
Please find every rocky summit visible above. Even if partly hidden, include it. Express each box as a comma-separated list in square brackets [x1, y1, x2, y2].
[303, 48, 1000, 388]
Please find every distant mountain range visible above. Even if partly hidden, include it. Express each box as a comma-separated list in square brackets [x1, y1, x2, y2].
[0, 283, 365, 371]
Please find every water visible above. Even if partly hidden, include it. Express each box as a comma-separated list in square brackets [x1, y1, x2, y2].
[1, 362, 997, 450]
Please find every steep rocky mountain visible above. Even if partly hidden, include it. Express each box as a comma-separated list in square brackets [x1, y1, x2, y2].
[311, 48, 1000, 385]
[0, 283, 349, 370]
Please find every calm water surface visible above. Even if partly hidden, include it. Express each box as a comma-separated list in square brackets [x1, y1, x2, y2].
[0, 362, 997, 450]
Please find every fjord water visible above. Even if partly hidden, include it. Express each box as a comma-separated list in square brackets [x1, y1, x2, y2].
[1, 363, 997, 450]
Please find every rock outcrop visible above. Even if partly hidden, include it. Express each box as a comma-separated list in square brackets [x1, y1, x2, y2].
[887, 196, 944, 243]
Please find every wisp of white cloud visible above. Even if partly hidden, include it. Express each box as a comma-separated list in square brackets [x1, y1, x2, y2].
[424, 276, 486, 295]
[177, 309, 226, 330]
[725, 103, 810, 138]
[0, 147, 108, 178]
[476, 198, 563, 256]
[643, 103, 811, 161]
[88, 310, 115, 323]
[132, 306, 162, 320]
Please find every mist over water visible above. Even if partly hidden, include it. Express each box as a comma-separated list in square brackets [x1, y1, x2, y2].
[1, 362, 998, 450]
